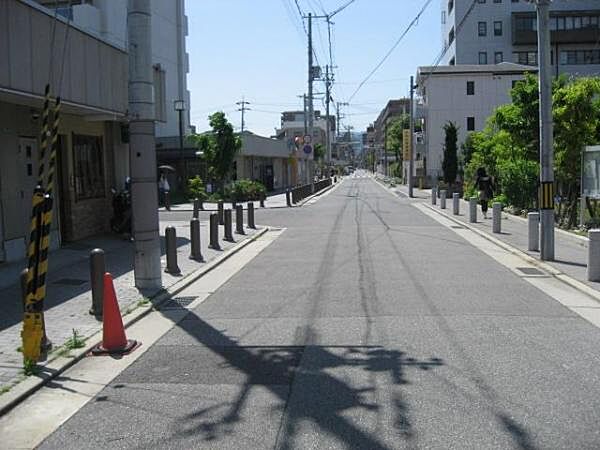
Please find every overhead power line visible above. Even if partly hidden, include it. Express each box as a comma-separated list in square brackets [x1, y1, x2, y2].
[348, 0, 433, 102]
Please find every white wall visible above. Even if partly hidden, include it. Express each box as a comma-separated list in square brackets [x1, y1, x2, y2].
[421, 70, 525, 178]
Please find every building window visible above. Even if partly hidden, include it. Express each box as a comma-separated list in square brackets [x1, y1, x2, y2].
[479, 52, 488, 64]
[513, 51, 537, 66]
[449, 56, 456, 65]
[153, 65, 166, 122]
[494, 21, 502, 36]
[493, 0, 501, 3]
[447, 0, 453, 14]
[516, 17, 537, 31]
[477, 0, 486, 3]
[73, 134, 105, 201]
[478, 22, 487, 36]
[560, 50, 600, 65]
[441, 10, 446, 24]
[467, 117, 475, 131]
[495, 51, 503, 63]
[449, 27, 455, 45]
[467, 81, 475, 95]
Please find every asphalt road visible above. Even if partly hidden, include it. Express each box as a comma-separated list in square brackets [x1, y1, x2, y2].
[39, 177, 600, 449]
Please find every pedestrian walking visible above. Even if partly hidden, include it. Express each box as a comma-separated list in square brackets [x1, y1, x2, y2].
[159, 173, 171, 211]
[475, 167, 494, 219]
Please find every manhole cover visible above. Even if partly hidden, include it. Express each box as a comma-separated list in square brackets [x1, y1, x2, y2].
[516, 267, 544, 276]
[53, 278, 87, 286]
[160, 296, 197, 310]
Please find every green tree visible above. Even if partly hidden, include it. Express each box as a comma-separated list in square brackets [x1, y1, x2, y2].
[553, 77, 600, 227]
[442, 121, 458, 185]
[188, 112, 241, 192]
[314, 143, 325, 161]
[386, 115, 410, 164]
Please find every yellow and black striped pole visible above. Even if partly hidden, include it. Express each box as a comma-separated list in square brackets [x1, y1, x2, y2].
[21, 85, 56, 362]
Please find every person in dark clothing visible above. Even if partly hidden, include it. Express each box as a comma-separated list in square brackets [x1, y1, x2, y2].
[475, 167, 494, 219]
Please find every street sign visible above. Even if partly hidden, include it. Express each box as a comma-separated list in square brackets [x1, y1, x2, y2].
[303, 144, 313, 155]
[402, 129, 411, 160]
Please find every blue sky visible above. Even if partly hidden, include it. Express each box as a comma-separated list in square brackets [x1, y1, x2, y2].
[186, 0, 441, 136]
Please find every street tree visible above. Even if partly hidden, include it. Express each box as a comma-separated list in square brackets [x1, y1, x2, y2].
[442, 121, 458, 186]
[188, 112, 241, 192]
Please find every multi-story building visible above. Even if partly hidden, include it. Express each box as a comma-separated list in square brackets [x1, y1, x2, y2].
[441, 0, 600, 76]
[0, 0, 128, 261]
[38, 0, 192, 189]
[275, 110, 335, 184]
[371, 99, 410, 175]
[415, 62, 535, 185]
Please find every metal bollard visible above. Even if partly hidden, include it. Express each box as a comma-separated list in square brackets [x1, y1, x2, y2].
[224, 209, 234, 241]
[217, 201, 224, 225]
[164, 226, 181, 274]
[236, 205, 245, 235]
[89, 248, 105, 317]
[190, 218, 203, 261]
[247, 202, 256, 229]
[469, 197, 478, 223]
[452, 193, 460, 215]
[431, 187, 437, 205]
[260, 193, 265, 208]
[232, 200, 237, 210]
[193, 199, 200, 218]
[528, 212, 540, 252]
[286, 190, 292, 207]
[587, 230, 600, 281]
[492, 202, 502, 233]
[209, 213, 220, 250]
[440, 190, 447, 209]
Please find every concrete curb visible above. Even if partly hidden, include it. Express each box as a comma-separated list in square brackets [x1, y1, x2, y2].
[421, 203, 600, 305]
[0, 226, 269, 416]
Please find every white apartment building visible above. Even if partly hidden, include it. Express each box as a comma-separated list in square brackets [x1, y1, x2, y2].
[441, 0, 600, 77]
[415, 63, 535, 184]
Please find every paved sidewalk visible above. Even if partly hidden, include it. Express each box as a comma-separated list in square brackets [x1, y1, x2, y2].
[386, 182, 599, 295]
[0, 218, 259, 391]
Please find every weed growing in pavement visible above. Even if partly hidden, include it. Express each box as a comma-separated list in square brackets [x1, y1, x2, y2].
[137, 297, 151, 307]
[23, 358, 39, 376]
[55, 347, 71, 358]
[16, 346, 22, 353]
[65, 329, 85, 350]
[0, 385, 11, 395]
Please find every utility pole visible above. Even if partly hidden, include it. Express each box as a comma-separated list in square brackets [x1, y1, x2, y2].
[127, 0, 161, 289]
[535, 0, 555, 261]
[325, 65, 332, 166]
[409, 76, 415, 198]
[336, 101, 348, 140]
[236, 97, 250, 133]
[307, 12, 314, 185]
[303, 94, 308, 135]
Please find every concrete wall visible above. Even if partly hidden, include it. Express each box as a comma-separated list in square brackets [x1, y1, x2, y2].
[420, 69, 526, 180]
[0, 0, 128, 114]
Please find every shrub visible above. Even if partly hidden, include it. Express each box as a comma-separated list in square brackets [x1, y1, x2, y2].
[225, 179, 266, 201]
[187, 176, 208, 201]
[497, 159, 538, 210]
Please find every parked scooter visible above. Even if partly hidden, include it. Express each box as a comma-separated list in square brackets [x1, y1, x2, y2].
[110, 181, 132, 236]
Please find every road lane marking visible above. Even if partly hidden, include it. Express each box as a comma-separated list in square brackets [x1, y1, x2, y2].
[413, 203, 600, 329]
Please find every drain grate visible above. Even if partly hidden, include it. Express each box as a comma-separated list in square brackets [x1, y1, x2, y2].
[160, 296, 198, 310]
[516, 267, 544, 276]
[53, 278, 87, 286]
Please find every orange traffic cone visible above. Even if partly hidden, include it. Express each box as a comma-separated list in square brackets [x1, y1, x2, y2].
[91, 273, 138, 356]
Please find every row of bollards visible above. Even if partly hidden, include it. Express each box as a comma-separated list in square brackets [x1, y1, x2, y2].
[89, 202, 258, 316]
[435, 189, 502, 234]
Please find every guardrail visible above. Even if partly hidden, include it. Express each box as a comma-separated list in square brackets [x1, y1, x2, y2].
[291, 178, 333, 205]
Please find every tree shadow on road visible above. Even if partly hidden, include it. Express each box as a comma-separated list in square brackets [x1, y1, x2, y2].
[157, 311, 444, 449]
